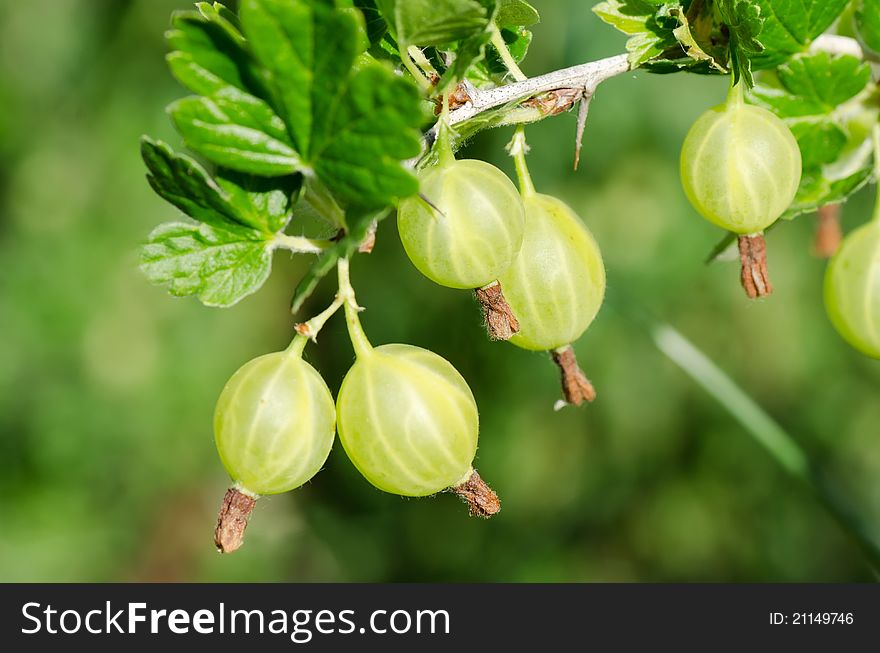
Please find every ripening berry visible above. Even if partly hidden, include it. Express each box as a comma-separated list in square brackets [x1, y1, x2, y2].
[824, 220, 880, 358]
[336, 344, 479, 496]
[680, 85, 802, 234]
[397, 158, 525, 289]
[214, 351, 336, 496]
[498, 193, 605, 351]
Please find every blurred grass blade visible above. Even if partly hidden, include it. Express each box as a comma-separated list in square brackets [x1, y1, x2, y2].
[653, 325, 809, 477]
[652, 322, 880, 573]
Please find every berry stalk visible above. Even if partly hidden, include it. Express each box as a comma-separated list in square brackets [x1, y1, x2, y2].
[475, 281, 520, 340]
[738, 234, 773, 299]
[813, 204, 842, 258]
[551, 345, 597, 407]
[214, 487, 257, 554]
[338, 258, 373, 358]
[450, 469, 501, 518]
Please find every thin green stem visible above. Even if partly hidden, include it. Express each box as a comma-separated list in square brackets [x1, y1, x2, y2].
[508, 126, 536, 198]
[726, 79, 745, 107]
[490, 27, 527, 82]
[273, 233, 333, 254]
[286, 334, 308, 357]
[647, 320, 880, 574]
[435, 106, 457, 168]
[337, 257, 372, 358]
[286, 293, 346, 357]
[401, 46, 432, 92]
[408, 46, 438, 79]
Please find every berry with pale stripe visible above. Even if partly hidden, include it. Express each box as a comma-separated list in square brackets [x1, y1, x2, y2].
[824, 220, 880, 359]
[213, 348, 336, 552]
[397, 158, 525, 289]
[336, 343, 499, 515]
[680, 84, 802, 235]
[498, 193, 605, 352]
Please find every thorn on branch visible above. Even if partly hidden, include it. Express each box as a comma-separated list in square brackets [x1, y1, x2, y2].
[574, 92, 592, 170]
[475, 280, 520, 340]
[738, 234, 773, 299]
[551, 345, 596, 407]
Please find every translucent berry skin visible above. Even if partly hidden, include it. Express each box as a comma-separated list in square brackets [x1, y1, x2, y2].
[498, 194, 606, 351]
[214, 352, 336, 495]
[397, 159, 525, 289]
[824, 221, 880, 359]
[680, 100, 802, 234]
[336, 344, 478, 496]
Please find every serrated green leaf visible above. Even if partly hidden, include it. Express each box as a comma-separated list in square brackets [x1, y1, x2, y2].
[789, 122, 848, 169]
[169, 93, 303, 176]
[777, 52, 873, 111]
[750, 0, 850, 68]
[496, 0, 538, 27]
[196, 2, 244, 34]
[141, 137, 297, 235]
[483, 26, 532, 77]
[165, 9, 267, 100]
[749, 52, 876, 216]
[290, 207, 383, 313]
[855, 0, 880, 53]
[216, 171, 300, 233]
[437, 0, 499, 91]
[240, 0, 422, 208]
[716, 0, 764, 87]
[355, 0, 388, 46]
[240, 0, 361, 158]
[376, 0, 489, 46]
[141, 221, 274, 307]
[314, 66, 421, 206]
[669, 6, 725, 73]
[592, 0, 679, 68]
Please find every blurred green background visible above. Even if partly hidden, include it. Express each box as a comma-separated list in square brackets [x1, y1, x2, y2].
[1, 0, 879, 582]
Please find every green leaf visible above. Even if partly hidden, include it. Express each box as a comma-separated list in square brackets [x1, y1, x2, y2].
[141, 221, 274, 307]
[291, 207, 383, 313]
[240, 0, 423, 208]
[777, 53, 873, 112]
[141, 137, 297, 235]
[483, 26, 532, 77]
[716, 0, 764, 87]
[749, 52, 876, 216]
[669, 6, 725, 73]
[855, 0, 880, 53]
[168, 93, 303, 176]
[496, 0, 539, 27]
[240, 0, 361, 158]
[165, 8, 266, 100]
[354, 0, 389, 46]
[750, 0, 850, 68]
[216, 171, 300, 234]
[376, 0, 489, 46]
[314, 66, 421, 206]
[592, 0, 679, 68]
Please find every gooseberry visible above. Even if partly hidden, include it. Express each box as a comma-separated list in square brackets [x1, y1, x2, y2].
[337, 343, 478, 494]
[213, 346, 336, 552]
[680, 84, 802, 234]
[397, 152, 525, 290]
[498, 193, 606, 352]
[824, 219, 880, 358]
